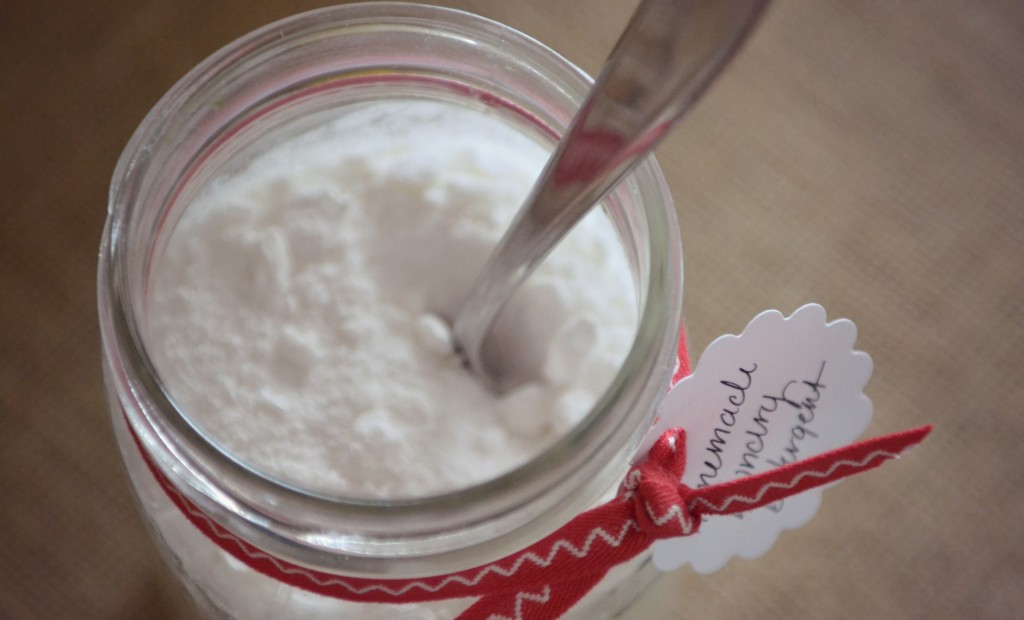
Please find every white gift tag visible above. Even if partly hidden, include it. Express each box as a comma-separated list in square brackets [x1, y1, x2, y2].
[639, 304, 874, 573]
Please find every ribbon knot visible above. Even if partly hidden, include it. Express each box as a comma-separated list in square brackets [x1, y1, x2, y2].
[628, 427, 701, 538]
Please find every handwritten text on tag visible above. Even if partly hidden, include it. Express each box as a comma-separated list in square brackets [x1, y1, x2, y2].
[639, 304, 874, 573]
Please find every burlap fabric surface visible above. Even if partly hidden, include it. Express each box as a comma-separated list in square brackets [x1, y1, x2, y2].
[2, 1, 1021, 618]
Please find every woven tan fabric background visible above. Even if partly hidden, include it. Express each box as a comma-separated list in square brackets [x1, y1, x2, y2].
[2, 1, 1021, 618]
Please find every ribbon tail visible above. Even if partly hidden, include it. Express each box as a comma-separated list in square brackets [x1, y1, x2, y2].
[691, 425, 932, 516]
[450, 500, 652, 619]
[455, 569, 610, 620]
[671, 318, 692, 386]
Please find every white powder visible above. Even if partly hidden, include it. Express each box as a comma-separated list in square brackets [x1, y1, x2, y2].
[148, 99, 637, 498]
[139, 98, 646, 619]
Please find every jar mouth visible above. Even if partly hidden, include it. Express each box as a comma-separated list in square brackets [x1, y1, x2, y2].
[99, 2, 682, 573]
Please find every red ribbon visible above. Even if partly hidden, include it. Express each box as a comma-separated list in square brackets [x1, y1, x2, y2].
[129, 327, 931, 617]
[133, 417, 930, 619]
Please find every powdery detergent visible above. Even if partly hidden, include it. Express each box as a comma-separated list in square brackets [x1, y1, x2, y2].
[141, 99, 641, 617]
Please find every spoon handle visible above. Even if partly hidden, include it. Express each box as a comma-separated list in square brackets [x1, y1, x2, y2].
[454, 0, 770, 382]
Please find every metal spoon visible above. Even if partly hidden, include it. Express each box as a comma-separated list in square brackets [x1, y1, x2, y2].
[452, 0, 770, 387]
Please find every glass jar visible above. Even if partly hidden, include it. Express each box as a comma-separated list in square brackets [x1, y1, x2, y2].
[98, 3, 683, 618]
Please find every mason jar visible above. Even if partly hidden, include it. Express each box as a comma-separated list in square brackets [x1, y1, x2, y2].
[98, 3, 684, 618]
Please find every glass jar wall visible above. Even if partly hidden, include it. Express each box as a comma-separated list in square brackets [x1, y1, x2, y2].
[98, 3, 683, 618]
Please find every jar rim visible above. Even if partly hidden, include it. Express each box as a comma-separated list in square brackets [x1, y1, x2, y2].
[99, 1, 682, 574]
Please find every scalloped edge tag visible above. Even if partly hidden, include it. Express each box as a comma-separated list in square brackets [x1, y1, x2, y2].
[638, 304, 874, 573]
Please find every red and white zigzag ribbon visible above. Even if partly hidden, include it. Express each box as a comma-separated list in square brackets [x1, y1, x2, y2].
[132, 418, 930, 619]
[129, 328, 931, 618]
